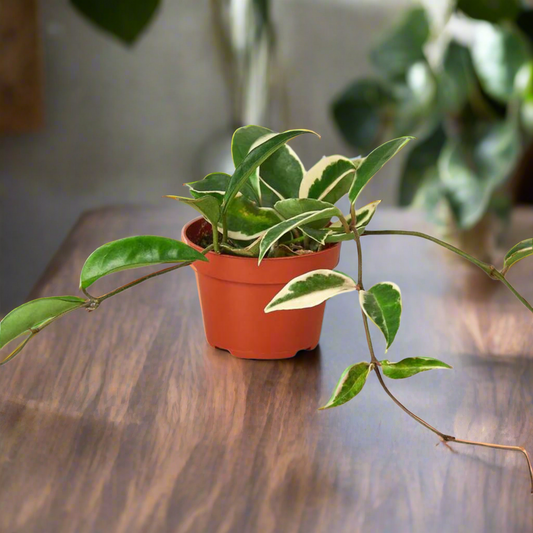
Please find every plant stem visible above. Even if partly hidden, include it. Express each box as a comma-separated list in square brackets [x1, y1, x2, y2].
[491, 269, 533, 313]
[222, 213, 228, 245]
[338, 213, 351, 234]
[350, 203, 357, 231]
[353, 226, 533, 492]
[212, 224, 220, 253]
[363, 230, 493, 275]
[363, 230, 533, 313]
[92, 245, 214, 303]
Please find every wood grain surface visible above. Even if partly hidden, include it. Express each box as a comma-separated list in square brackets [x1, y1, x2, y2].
[0, 0, 43, 133]
[0, 207, 532, 533]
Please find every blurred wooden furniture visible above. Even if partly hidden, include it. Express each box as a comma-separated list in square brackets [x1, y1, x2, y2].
[0, 0, 43, 133]
[0, 207, 532, 532]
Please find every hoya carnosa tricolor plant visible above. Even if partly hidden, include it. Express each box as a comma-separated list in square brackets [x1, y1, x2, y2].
[1, 125, 532, 492]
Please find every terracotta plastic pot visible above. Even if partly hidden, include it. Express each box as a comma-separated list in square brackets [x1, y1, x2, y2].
[182, 217, 342, 359]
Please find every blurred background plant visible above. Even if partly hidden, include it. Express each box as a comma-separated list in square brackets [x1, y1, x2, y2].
[332, 0, 533, 254]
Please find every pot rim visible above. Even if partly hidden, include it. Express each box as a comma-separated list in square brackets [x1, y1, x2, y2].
[182, 216, 341, 263]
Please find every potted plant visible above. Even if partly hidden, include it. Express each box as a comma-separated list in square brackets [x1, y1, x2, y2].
[331, 3, 533, 258]
[1, 125, 532, 490]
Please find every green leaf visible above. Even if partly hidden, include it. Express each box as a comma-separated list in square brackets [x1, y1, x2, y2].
[274, 198, 336, 229]
[399, 125, 446, 206]
[359, 282, 402, 352]
[223, 196, 282, 241]
[329, 200, 381, 231]
[265, 269, 357, 313]
[186, 172, 229, 199]
[370, 7, 430, 79]
[392, 62, 438, 137]
[438, 122, 520, 229]
[0, 296, 86, 361]
[223, 129, 316, 212]
[502, 238, 533, 274]
[258, 207, 342, 263]
[299, 156, 357, 205]
[381, 357, 452, 379]
[439, 41, 476, 114]
[331, 79, 394, 151]
[232, 126, 306, 206]
[471, 22, 530, 103]
[319, 362, 371, 410]
[300, 227, 333, 245]
[165, 195, 221, 228]
[80, 236, 207, 290]
[349, 137, 414, 204]
[187, 172, 257, 204]
[457, 0, 520, 23]
[70, 0, 160, 44]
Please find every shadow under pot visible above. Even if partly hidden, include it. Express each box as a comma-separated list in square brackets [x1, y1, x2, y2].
[182, 217, 342, 359]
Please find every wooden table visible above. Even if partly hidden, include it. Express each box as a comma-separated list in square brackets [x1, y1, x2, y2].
[0, 207, 532, 533]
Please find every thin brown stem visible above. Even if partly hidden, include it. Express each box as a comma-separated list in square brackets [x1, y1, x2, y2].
[338, 214, 351, 235]
[94, 245, 214, 303]
[350, 203, 357, 231]
[374, 365, 451, 440]
[364, 229, 533, 314]
[362, 230, 493, 275]
[353, 219, 533, 492]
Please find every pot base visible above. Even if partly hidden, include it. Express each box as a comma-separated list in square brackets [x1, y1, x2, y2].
[211, 343, 319, 360]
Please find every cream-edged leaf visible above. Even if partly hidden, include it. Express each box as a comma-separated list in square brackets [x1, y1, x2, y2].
[300, 226, 333, 245]
[349, 137, 414, 204]
[258, 207, 342, 262]
[223, 129, 317, 212]
[186, 172, 229, 199]
[274, 198, 336, 228]
[187, 173, 257, 203]
[319, 362, 371, 409]
[502, 238, 533, 274]
[248, 131, 306, 205]
[299, 155, 357, 204]
[359, 282, 402, 351]
[265, 269, 357, 313]
[330, 200, 381, 230]
[381, 357, 452, 379]
[220, 195, 282, 241]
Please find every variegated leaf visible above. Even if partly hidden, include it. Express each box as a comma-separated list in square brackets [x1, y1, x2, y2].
[330, 200, 381, 231]
[165, 195, 221, 228]
[223, 129, 317, 213]
[381, 357, 452, 379]
[349, 137, 414, 204]
[186, 172, 229, 199]
[299, 155, 357, 204]
[232, 125, 306, 206]
[258, 207, 342, 263]
[300, 226, 333, 245]
[223, 196, 282, 241]
[319, 362, 371, 410]
[274, 198, 336, 229]
[187, 173, 257, 203]
[264, 269, 357, 313]
[359, 282, 402, 351]
[502, 238, 533, 274]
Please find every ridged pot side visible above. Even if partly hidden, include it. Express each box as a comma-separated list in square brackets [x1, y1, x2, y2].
[182, 218, 342, 359]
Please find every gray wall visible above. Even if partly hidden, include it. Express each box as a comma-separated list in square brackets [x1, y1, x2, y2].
[0, 0, 409, 312]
